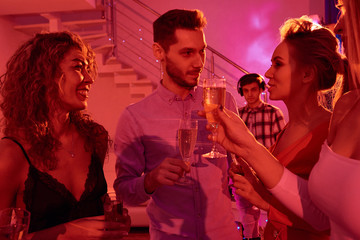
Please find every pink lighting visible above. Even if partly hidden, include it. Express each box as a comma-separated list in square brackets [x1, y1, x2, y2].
[0, 0, 327, 204]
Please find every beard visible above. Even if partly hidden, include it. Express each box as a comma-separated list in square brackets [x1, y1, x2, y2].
[165, 56, 199, 88]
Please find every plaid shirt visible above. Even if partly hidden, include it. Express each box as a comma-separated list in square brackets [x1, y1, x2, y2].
[239, 101, 286, 149]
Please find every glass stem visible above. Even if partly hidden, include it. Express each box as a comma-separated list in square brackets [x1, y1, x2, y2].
[211, 122, 219, 153]
[211, 142, 217, 153]
[184, 157, 190, 178]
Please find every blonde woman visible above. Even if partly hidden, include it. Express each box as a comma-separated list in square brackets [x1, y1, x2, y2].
[209, 0, 360, 238]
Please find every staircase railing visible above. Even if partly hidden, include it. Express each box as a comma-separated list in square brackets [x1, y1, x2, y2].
[111, 0, 249, 89]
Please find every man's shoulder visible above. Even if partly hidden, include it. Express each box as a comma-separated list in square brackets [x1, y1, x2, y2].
[118, 91, 161, 123]
[263, 102, 281, 111]
[238, 105, 247, 111]
[126, 89, 160, 110]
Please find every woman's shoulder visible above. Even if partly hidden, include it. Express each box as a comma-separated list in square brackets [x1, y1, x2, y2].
[0, 138, 30, 208]
[0, 138, 29, 181]
[328, 90, 360, 158]
[0, 138, 29, 164]
[331, 90, 360, 125]
[335, 90, 360, 108]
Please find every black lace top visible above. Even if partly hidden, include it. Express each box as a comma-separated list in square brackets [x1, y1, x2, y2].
[3, 137, 107, 233]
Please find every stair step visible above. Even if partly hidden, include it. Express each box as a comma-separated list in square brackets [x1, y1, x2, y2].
[105, 56, 119, 65]
[130, 79, 153, 98]
[63, 19, 106, 27]
[82, 33, 108, 41]
[114, 70, 138, 84]
[92, 43, 114, 55]
[14, 19, 106, 34]
[131, 79, 153, 86]
[98, 64, 127, 73]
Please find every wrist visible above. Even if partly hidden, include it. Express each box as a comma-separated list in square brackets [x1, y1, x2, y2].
[262, 202, 270, 211]
[235, 138, 261, 160]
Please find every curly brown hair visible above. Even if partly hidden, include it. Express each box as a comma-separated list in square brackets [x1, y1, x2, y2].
[0, 31, 109, 170]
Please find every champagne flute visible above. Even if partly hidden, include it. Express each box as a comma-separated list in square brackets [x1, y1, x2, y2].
[178, 119, 198, 184]
[202, 78, 227, 158]
[0, 208, 30, 240]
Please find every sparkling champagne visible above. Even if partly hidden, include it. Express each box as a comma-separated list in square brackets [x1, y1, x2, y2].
[178, 128, 198, 161]
[203, 87, 226, 122]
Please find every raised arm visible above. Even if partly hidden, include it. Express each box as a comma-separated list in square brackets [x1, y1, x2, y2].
[212, 107, 285, 188]
[210, 107, 330, 230]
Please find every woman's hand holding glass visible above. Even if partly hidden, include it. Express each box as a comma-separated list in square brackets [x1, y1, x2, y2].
[201, 106, 285, 189]
[102, 192, 131, 236]
[202, 78, 227, 158]
[229, 160, 271, 211]
[200, 106, 258, 158]
[61, 192, 131, 239]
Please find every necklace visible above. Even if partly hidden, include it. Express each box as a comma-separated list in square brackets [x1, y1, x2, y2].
[65, 132, 75, 158]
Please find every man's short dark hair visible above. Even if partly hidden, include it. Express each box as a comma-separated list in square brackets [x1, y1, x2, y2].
[153, 9, 207, 52]
[237, 73, 265, 96]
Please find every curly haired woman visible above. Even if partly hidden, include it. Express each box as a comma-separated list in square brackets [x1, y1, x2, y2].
[0, 31, 129, 239]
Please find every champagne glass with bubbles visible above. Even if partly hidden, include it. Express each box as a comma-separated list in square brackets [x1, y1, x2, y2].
[178, 118, 198, 184]
[202, 78, 227, 158]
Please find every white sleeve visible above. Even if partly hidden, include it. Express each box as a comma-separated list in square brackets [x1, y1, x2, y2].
[268, 168, 330, 231]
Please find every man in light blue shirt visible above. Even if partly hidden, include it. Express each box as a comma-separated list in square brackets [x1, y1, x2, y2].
[114, 9, 241, 239]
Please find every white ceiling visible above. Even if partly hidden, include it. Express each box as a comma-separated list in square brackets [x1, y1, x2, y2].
[0, 0, 97, 15]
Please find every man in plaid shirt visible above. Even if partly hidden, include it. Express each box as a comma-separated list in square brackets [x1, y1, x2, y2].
[234, 73, 286, 240]
[237, 73, 285, 149]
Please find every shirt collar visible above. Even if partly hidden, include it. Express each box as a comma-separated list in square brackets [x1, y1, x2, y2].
[157, 80, 197, 105]
[245, 101, 265, 112]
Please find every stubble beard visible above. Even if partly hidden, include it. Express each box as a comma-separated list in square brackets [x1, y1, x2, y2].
[165, 56, 198, 89]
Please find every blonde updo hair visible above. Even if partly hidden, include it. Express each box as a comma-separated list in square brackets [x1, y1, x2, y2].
[280, 16, 344, 91]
